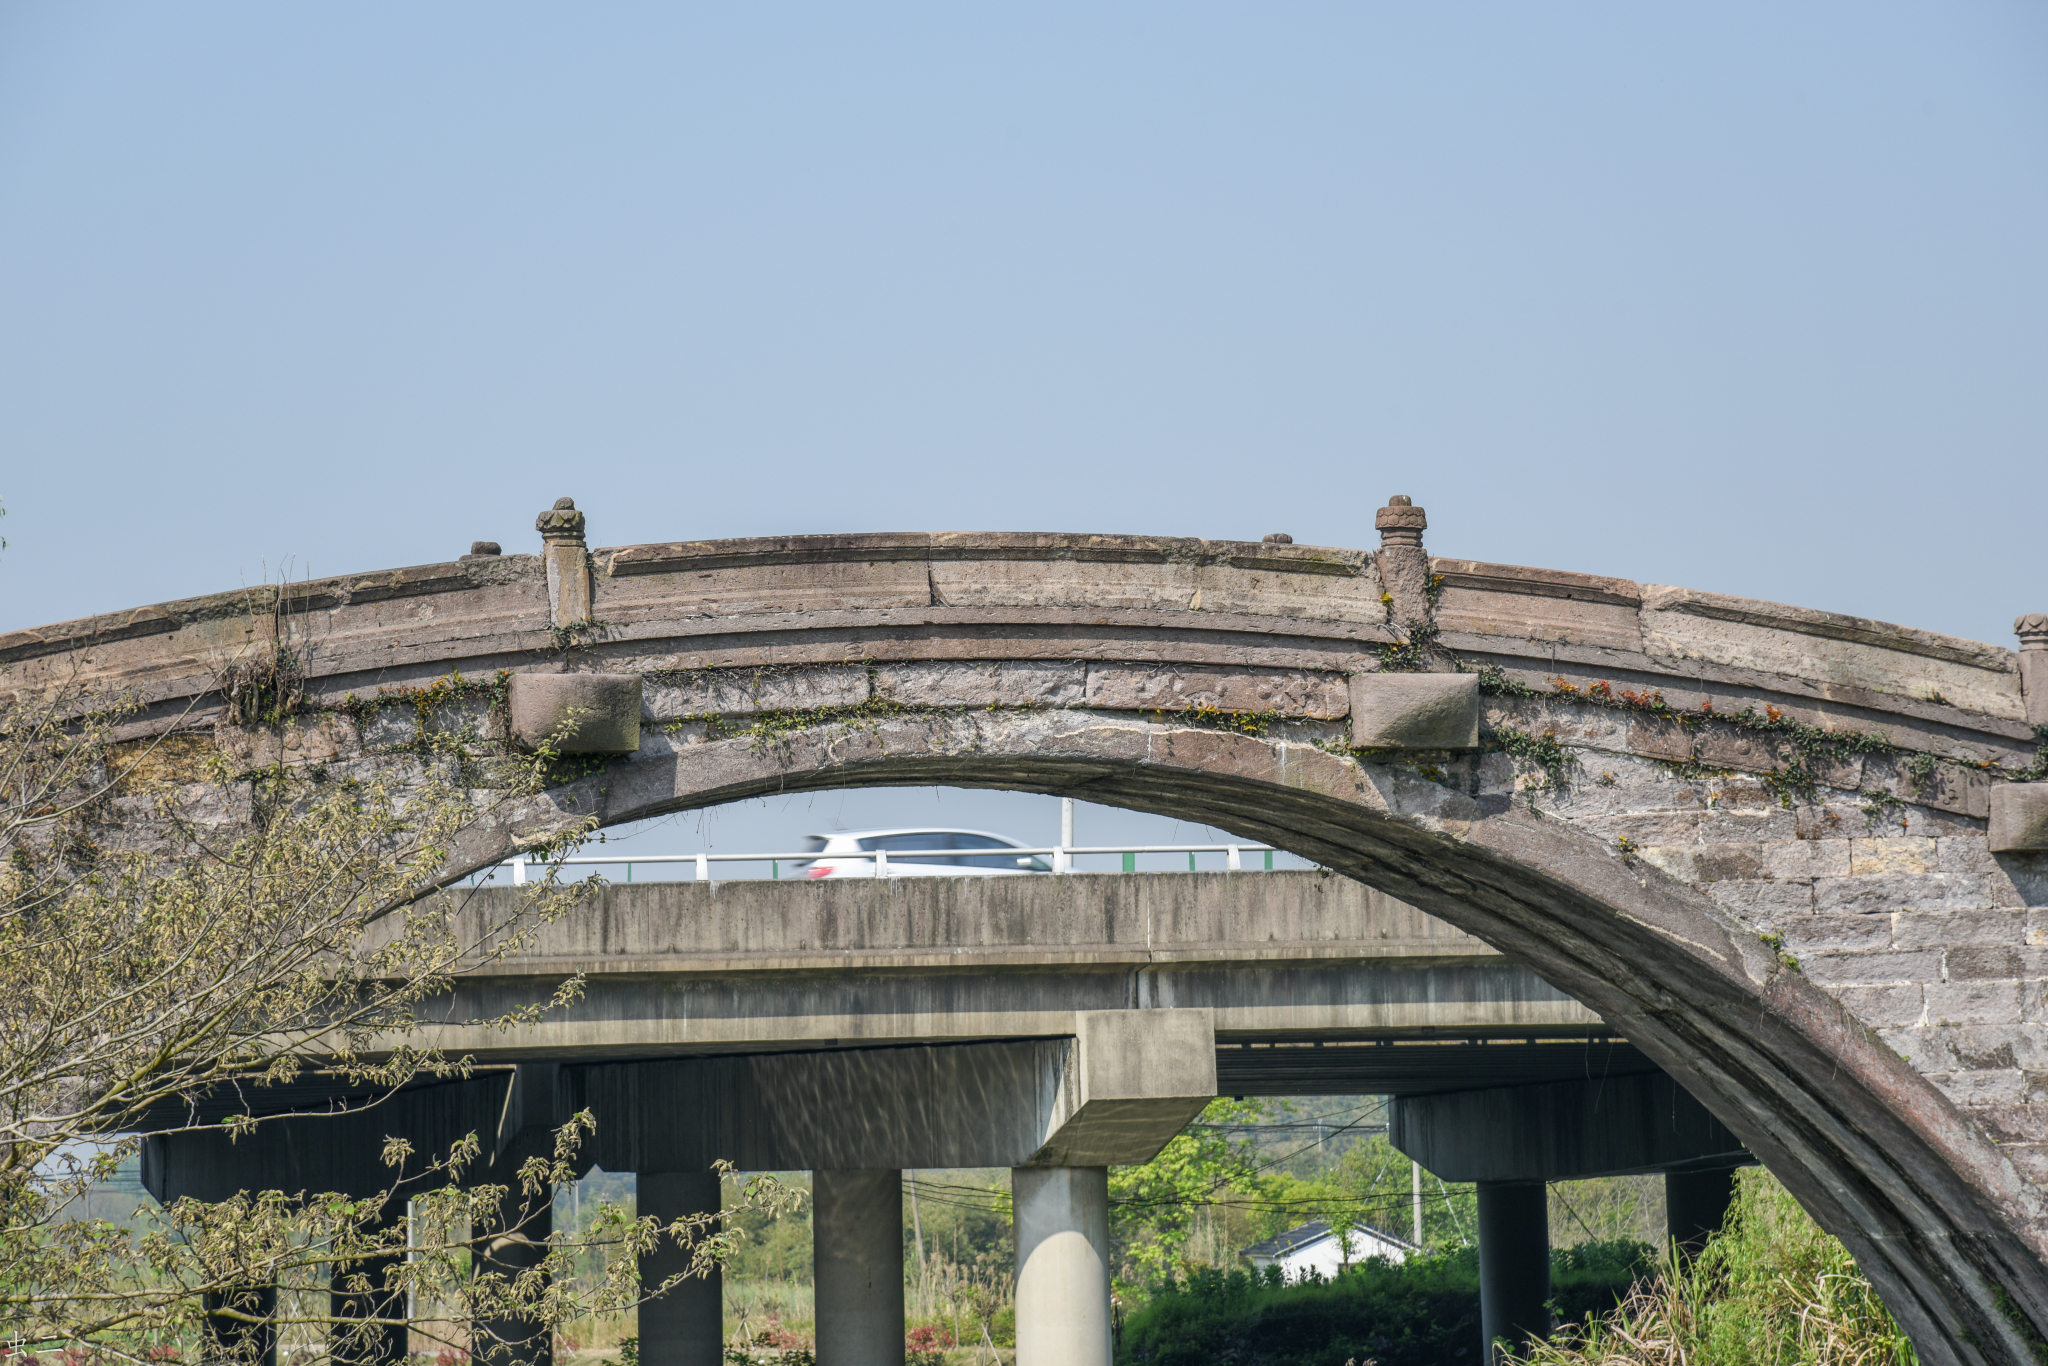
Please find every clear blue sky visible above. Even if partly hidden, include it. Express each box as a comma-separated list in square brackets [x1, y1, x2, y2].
[3, 3, 2043, 645]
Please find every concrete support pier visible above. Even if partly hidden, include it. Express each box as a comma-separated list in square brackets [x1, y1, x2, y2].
[813, 1170, 905, 1366]
[638, 1172, 725, 1366]
[474, 1199, 553, 1366]
[1476, 1180, 1549, 1363]
[202, 1285, 277, 1366]
[1667, 1165, 1740, 1257]
[1012, 1167, 1112, 1366]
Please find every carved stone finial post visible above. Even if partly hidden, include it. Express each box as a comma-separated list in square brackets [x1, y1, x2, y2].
[537, 497, 592, 628]
[2018, 614, 2048, 727]
[1374, 495, 1435, 635]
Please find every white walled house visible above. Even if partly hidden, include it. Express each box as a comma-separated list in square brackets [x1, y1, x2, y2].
[1242, 1220, 1419, 1281]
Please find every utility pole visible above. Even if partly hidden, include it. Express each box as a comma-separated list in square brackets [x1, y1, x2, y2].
[907, 1169, 928, 1318]
[1413, 1161, 1424, 1246]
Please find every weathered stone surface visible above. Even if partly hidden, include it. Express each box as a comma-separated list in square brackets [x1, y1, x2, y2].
[1085, 664, 1347, 718]
[1432, 559, 1644, 653]
[1837, 984, 1927, 1027]
[1781, 916, 1893, 954]
[1763, 839, 1853, 879]
[1192, 541, 1385, 624]
[873, 660, 1086, 709]
[1925, 982, 2026, 1026]
[1802, 950, 1945, 987]
[1894, 910, 2029, 950]
[600, 534, 934, 621]
[643, 664, 868, 720]
[1890, 760, 1999, 819]
[1991, 785, 2048, 854]
[1626, 713, 1695, 762]
[1349, 672, 1479, 748]
[508, 672, 642, 752]
[214, 715, 358, 770]
[1642, 585, 2023, 720]
[925, 532, 1388, 626]
[942, 533, 1155, 601]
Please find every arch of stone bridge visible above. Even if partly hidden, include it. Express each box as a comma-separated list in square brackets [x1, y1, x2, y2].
[457, 704, 2044, 1364]
[8, 509, 2048, 1363]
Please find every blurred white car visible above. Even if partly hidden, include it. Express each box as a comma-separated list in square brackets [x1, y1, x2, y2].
[794, 828, 1052, 878]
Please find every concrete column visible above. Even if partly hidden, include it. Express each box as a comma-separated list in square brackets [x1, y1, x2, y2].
[332, 1205, 407, 1366]
[473, 1196, 553, 1366]
[1667, 1165, 1739, 1257]
[1012, 1167, 1111, 1366]
[638, 1172, 724, 1366]
[813, 1170, 904, 1366]
[203, 1285, 277, 1366]
[1476, 1180, 1549, 1364]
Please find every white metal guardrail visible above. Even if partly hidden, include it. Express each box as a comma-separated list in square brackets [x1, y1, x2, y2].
[487, 797, 1286, 884]
[497, 842, 1280, 884]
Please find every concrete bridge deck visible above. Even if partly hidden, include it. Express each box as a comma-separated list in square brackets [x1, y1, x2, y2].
[424, 870, 1599, 1060]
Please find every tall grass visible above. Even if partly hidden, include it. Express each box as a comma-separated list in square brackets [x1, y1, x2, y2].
[1509, 1169, 1916, 1366]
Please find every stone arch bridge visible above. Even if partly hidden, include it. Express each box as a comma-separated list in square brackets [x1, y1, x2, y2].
[9, 497, 2048, 1365]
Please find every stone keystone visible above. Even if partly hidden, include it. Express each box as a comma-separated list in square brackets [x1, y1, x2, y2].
[1350, 672, 1481, 749]
[2017, 614, 2048, 727]
[1988, 783, 2048, 854]
[508, 673, 643, 754]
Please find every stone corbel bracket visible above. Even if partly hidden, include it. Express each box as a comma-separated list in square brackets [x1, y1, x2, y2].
[1349, 672, 1481, 749]
[508, 673, 643, 753]
[1988, 784, 2048, 854]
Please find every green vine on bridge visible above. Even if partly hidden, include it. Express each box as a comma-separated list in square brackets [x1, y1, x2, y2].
[669, 694, 916, 760]
[332, 669, 514, 724]
[1153, 702, 1284, 737]
[1485, 723, 1578, 794]
[547, 616, 617, 655]
[1473, 664, 2048, 813]
[1376, 619, 1443, 674]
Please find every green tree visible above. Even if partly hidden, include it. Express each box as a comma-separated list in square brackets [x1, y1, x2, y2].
[0, 666, 798, 1362]
[1110, 1099, 1272, 1285]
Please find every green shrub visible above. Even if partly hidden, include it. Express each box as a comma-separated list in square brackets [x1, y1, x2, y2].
[1117, 1240, 1654, 1366]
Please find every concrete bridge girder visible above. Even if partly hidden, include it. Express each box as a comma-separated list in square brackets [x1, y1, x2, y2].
[417, 872, 1595, 1059]
[19, 504, 2048, 1364]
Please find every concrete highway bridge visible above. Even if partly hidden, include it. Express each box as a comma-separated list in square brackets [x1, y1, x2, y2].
[10, 496, 2048, 1365]
[139, 870, 1740, 1366]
